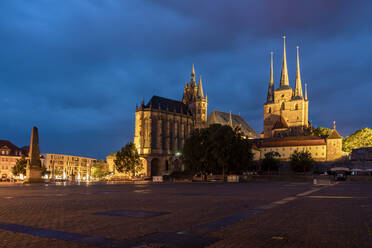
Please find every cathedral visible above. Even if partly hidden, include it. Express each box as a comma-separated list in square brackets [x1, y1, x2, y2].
[263, 36, 309, 138]
[133, 65, 207, 176]
[132, 65, 258, 177]
[252, 37, 345, 162]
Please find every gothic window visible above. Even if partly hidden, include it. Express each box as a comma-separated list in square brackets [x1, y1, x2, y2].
[295, 104, 298, 110]
[165, 160, 169, 171]
[268, 107, 272, 113]
[281, 102, 285, 110]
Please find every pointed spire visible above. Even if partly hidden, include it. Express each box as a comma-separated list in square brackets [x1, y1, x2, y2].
[197, 75, 204, 98]
[333, 121, 336, 130]
[141, 97, 145, 108]
[267, 52, 274, 102]
[228, 111, 233, 127]
[279, 36, 290, 89]
[294, 46, 303, 99]
[270, 51, 274, 84]
[190, 64, 196, 83]
[305, 83, 308, 100]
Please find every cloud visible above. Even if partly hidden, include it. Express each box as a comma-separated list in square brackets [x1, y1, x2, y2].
[0, 0, 371, 158]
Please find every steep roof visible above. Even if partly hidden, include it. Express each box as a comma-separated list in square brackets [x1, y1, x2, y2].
[272, 116, 289, 130]
[145, 95, 191, 115]
[0, 140, 19, 150]
[327, 129, 342, 139]
[0, 140, 27, 155]
[207, 110, 259, 139]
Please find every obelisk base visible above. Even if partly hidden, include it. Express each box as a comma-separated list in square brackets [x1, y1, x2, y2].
[24, 167, 44, 184]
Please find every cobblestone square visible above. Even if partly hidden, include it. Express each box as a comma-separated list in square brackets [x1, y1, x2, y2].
[0, 182, 371, 247]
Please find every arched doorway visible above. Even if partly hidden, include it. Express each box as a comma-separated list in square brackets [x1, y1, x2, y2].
[151, 158, 160, 177]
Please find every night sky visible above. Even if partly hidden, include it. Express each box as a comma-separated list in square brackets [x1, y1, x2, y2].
[1, 1, 371, 159]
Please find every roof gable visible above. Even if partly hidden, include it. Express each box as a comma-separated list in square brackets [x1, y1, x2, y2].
[327, 129, 342, 139]
[207, 110, 259, 138]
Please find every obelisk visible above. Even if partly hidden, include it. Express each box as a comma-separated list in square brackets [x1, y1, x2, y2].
[25, 126, 43, 183]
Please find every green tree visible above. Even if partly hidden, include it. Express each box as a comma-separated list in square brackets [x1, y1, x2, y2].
[208, 124, 235, 177]
[114, 142, 143, 177]
[228, 127, 254, 174]
[12, 155, 27, 176]
[41, 164, 49, 177]
[183, 128, 211, 180]
[290, 150, 314, 173]
[343, 128, 372, 152]
[183, 124, 253, 179]
[261, 151, 281, 172]
[91, 160, 110, 178]
[311, 127, 332, 137]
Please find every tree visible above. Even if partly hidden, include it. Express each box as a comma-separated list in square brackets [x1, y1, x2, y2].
[183, 128, 211, 180]
[114, 142, 143, 177]
[343, 128, 372, 152]
[228, 127, 254, 174]
[290, 150, 314, 173]
[183, 124, 253, 179]
[12, 155, 27, 176]
[91, 160, 110, 178]
[311, 127, 332, 137]
[261, 151, 281, 172]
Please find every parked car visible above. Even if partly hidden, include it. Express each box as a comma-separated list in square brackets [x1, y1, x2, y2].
[334, 171, 347, 181]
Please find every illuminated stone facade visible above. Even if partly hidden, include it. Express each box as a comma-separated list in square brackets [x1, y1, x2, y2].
[255, 37, 344, 162]
[254, 128, 345, 162]
[44, 153, 97, 180]
[263, 37, 309, 139]
[0, 140, 28, 179]
[133, 65, 207, 176]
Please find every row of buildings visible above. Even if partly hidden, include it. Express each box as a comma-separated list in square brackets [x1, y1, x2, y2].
[0, 140, 99, 180]
[131, 37, 348, 177]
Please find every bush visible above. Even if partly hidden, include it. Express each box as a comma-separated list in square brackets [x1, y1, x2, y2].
[261, 151, 281, 172]
[290, 150, 314, 173]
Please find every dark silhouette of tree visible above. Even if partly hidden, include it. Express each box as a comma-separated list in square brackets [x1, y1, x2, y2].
[183, 124, 253, 180]
[290, 150, 314, 173]
[261, 151, 281, 172]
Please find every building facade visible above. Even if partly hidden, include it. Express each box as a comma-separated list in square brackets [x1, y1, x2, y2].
[0, 140, 28, 179]
[253, 126, 344, 162]
[134, 65, 207, 176]
[43, 153, 96, 180]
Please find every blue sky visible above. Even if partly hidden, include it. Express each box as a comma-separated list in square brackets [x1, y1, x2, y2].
[1, 1, 371, 159]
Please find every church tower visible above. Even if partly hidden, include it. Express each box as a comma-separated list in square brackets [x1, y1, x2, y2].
[182, 65, 208, 126]
[263, 37, 309, 138]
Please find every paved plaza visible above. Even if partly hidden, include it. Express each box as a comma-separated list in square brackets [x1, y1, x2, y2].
[0, 181, 371, 247]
